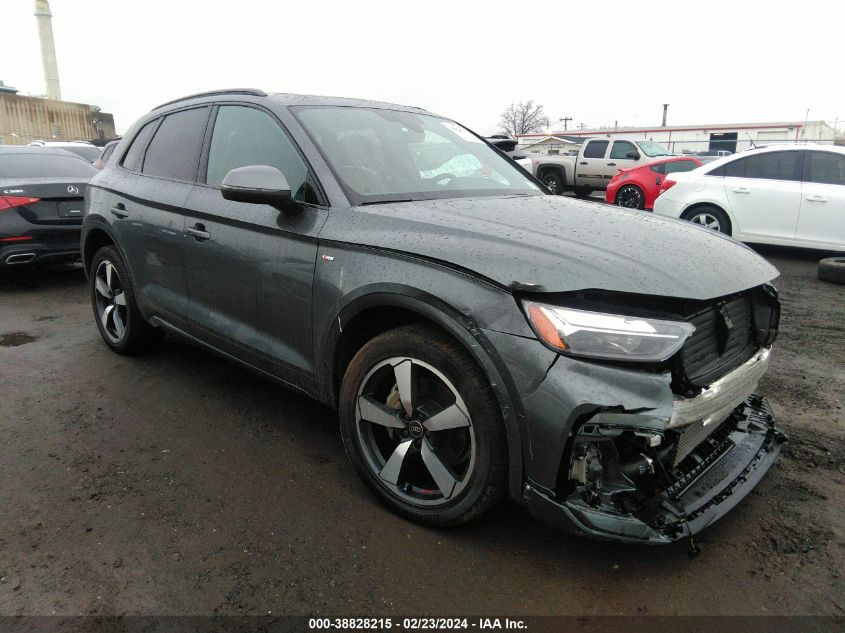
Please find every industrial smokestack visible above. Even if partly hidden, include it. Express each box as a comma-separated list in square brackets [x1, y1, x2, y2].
[661, 103, 669, 127]
[34, 0, 61, 100]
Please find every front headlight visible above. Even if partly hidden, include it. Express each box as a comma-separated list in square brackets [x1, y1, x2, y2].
[523, 301, 695, 362]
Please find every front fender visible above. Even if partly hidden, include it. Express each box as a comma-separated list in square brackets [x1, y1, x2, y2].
[312, 242, 555, 500]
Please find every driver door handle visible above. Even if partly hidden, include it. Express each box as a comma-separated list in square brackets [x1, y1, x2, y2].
[805, 194, 827, 202]
[733, 187, 751, 194]
[579, 161, 588, 165]
[186, 224, 212, 241]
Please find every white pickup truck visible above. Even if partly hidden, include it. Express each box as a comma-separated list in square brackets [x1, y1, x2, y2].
[530, 138, 673, 196]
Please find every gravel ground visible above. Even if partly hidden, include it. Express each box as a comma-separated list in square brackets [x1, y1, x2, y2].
[0, 245, 842, 617]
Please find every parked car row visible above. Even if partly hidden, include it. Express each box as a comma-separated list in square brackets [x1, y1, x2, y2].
[529, 137, 674, 196]
[526, 133, 845, 252]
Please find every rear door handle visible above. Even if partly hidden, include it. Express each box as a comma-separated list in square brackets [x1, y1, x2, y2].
[110, 203, 128, 218]
[186, 224, 212, 241]
[732, 187, 751, 194]
[607, 162, 616, 166]
[805, 195, 827, 202]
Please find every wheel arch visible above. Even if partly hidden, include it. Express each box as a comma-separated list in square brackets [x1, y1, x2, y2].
[321, 289, 526, 500]
[82, 224, 118, 278]
[616, 182, 646, 208]
[536, 163, 566, 182]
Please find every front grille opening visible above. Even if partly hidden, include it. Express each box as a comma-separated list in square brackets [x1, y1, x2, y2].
[671, 286, 779, 395]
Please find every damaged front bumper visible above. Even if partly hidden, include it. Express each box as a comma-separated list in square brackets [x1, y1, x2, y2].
[523, 396, 785, 543]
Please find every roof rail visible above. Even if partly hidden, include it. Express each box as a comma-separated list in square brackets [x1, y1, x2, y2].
[152, 88, 267, 111]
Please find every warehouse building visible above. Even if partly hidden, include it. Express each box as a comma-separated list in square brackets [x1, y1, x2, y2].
[517, 120, 837, 155]
[0, 82, 115, 145]
[0, 2, 115, 146]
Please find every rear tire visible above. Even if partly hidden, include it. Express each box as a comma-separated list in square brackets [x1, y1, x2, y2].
[616, 184, 645, 210]
[682, 205, 732, 235]
[90, 245, 162, 355]
[338, 325, 507, 527]
[818, 257, 845, 284]
[540, 170, 563, 195]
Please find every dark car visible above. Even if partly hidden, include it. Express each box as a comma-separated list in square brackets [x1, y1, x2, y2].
[27, 141, 103, 163]
[81, 89, 784, 543]
[1, 146, 97, 265]
[605, 156, 703, 210]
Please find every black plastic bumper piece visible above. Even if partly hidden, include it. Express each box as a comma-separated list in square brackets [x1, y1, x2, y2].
[523, 396, 785, 544]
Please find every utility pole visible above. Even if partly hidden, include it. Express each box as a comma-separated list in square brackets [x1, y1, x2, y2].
[559, 116, 572, 131]
[661, 104, 669, 127]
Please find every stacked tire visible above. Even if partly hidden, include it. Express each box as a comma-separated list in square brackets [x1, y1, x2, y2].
[818, 257, 845, 285]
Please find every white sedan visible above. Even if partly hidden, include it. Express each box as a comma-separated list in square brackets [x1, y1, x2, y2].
[653, 145, 845, 251]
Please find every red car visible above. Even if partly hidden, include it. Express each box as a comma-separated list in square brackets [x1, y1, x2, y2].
[605, 156, 703, 210]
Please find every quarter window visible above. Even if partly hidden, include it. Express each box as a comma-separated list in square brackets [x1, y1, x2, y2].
[609, 141, 637, 160]
[141, 107, 210, 181]
[121, 120, 156, 172]
[206, 106, 317, 203]
[723, 158, 746, 178]
[583, 140, 609, 159]
[803, 151, 845, 186]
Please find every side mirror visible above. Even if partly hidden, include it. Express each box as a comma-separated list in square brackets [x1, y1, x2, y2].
[221, 165, 292, 207]
[626, 151, 641, 160]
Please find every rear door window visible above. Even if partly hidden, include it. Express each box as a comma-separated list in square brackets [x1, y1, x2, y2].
[141, 107, 210, 182]
[803, 151, 845, 185]
[744, 151, 802, 181]
[583, 140, 609, 159]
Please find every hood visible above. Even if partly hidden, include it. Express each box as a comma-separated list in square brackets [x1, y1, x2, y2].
[321, 195, 779, 300]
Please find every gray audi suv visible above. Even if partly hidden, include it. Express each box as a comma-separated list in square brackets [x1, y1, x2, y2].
[81, 89, 784, 543]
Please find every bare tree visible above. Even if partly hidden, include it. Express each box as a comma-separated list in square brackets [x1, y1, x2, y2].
[499, 101, 550, 136]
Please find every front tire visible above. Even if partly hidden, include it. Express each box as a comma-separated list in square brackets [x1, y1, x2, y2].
[90, 245, 162, 355]
[682, 205, 732, 235]
[339, 325, 507, 527]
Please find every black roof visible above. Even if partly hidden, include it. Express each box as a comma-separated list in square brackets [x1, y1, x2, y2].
[152, 88, 431, 115]
[0, 145, 86, 158]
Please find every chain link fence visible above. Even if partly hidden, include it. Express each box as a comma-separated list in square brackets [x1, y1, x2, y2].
[662, 138, 839, 157]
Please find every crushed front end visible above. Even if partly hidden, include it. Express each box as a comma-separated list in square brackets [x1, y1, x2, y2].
[513, 284, 786, 543]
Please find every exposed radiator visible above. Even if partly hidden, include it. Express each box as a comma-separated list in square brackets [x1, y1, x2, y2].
[674, 418, 724, 466]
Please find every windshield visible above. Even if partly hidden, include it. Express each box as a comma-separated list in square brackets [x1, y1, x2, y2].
[636, 140, 672, 157]
[0, 153, 98, 179]
[294, 106, 541, 204]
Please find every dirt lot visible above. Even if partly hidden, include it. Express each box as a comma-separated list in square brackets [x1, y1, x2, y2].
[0, 246, 843, 617]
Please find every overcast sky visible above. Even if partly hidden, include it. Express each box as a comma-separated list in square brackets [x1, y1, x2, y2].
[2, 0, 843, 135]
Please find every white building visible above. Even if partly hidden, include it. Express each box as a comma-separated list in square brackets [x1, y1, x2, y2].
[517, 120, 837, 155]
